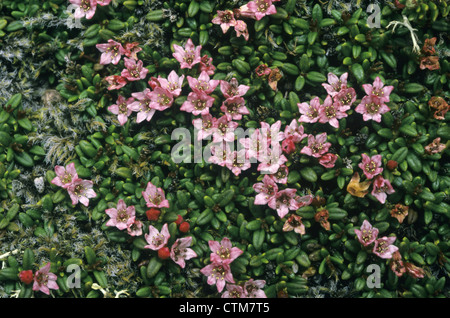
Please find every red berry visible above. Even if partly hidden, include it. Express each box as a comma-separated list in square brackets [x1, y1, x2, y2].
[387, 160, 398, 171]
[19, 270, 34, 285]
[158, 247, 170, 260]
[146, 208, 160, 221]
[175, 214, 183, 225]
[179, 221, 190, 233]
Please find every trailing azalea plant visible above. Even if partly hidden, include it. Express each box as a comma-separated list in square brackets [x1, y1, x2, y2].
[0, 0, 449, 299]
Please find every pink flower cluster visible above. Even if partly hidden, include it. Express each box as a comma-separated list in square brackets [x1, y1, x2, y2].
[212, 0, 279, 40]
[358, 154, 395, 204]
[355, 220, 398, 259]
[69, 0, 111, 20]
[200, 237, 243, 293]
[51, 162, 97, 207]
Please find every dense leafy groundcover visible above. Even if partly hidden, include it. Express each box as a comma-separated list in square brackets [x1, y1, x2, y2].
[0, 0, 449, 299]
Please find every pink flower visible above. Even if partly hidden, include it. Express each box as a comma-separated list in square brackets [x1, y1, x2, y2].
[105, 75, 127, 90]
[158, 70, 185, 97]
[199, 55, 216, 75]
[257, 147, 287, 174]
[170, 237, 197, 268]
[284, 119, 306, 143]
[107, 95, 134, 126]
[300, 133, 331, 158]
[239, 128, 270, 162]
[208, 142, 233, 166]
[234, 20, 249, 41]
[298, 97, 321, 123]
[333, 87, 357, 108]
[322, 72, 348, 97]
[362, 76, 394, 104]
[67, 179, 97, 206]
[260, 121, 285, 145]
[212, 10, 237, 33]
[220, 78, 250, 99]
[355, 95, 391, 122]
[246, 0, 277, 20]
[193, 113, 217, 141]
[187, 71, 219, 95]
[253, 174, 279, 205]
[32, 263, 59, 295]
[124, 42, 142, 60]
[105, 199, 136, 230]
[121, 58, 148, 81]
[180, 91, 215, 116]
[293, 194, 314, 209]
[221, 96, 249, 121]
[269, 164, 289, 184]
[222, 284, 247, 298]
[96, 40, 126, 65]
[371, 175, 395, 204]
[144, 223, 170, 250]
[281, 137, 296, 155]
[142, 181, 170, 208]
[255, 64, 272, 77]
[283, 214, 306, 235]
[200, 262, 235, 293]
[373, 236, 398, 259]
[209, 237, 243, 265]
[425, 137, 446, 155]
[318, 95, 349, 128]
[51, 162, 79, 189]
[128, 89, 156, 123]
[244, 279, 267, 298]
[355, 220, 379, 246]
[404, 262, 425, 279]
[149, 87, 174, 111]
[226, 149, 251, 176]
[212, 116, 239, 143]
[268, 188, 299, 219]
[319, 153, 338, 168]
[127, 219, 143, 237]
[358, 153, 383, 180]
[390, 251, 406, 277]
[172, 38, 202, 69]
[70, 0, 97, 20]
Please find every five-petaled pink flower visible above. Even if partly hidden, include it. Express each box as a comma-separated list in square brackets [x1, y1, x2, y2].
[283, 214, 306, 235]
[51, 162, 79, 189]
[149, 87, 174, 111]
[362, 76, 394, 104]
[209, 237, 243, 265]
[268, 188, 299, 219]
[107, 95, 134, 126]
[199, 55, 216, 75]
[170, 237, 197, 268]
[124, 42, 142, 60]
[201, 262, 235, 293]
[158, 70, 185, 97]
[322, 72, 348, 97]
[70, 0, 111, 20]
[253, 174, 279, 205]
[226, 149, 251, 176]
[193, 113, 217, 141]
[355, 95, 390, 123]
[220, 78, 250, 99]
[318, 95, 349, 128]
[144, 223, 170, 250]
[187, 71, 219, 95]
[355, 220, 379, 246]
[105, 199, 136, 230]
[373, 236, 398, 259]
[283, 119, 306, 144]
[319, 153, 338, 168]
[142, 181, 170, 208]
[172, 38, 202, 69]
[121, 58, 148, 81]
[269, 164, 289, 184]
[298, 97, 321, 123]
[212, 10, 237, 33]
[234, 20, 249, 41]
[358, 153, 383, 180]
[127, 219, 143, 237]
[239, 128, 270, 162]
[244, 279, 267, 298]
[221, 284, 247, 298]
[128, 88, 156, 123]
[180, 91, 215, 116]
[67, 178, 97, 206]
[96, 40, 126, 65]
[212, 116, 239, 143]
[333, 87, 357, 108]
[32, 262, 59, 295]
[257, 147, 287, 175]
[300, 133, 331, 158]
[208, 142, 233, 167]
[221, 96, 249, 121]
[371, 175, 395, 204]
[246, 0, 277, 20]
